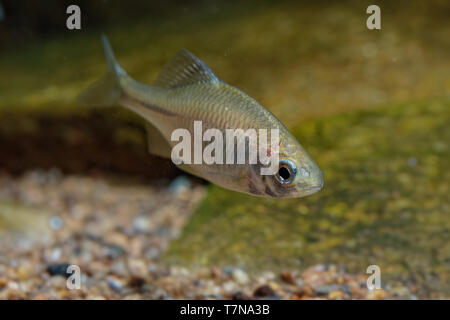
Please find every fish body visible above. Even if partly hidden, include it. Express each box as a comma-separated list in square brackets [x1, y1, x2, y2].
[80, 36, 323, 198]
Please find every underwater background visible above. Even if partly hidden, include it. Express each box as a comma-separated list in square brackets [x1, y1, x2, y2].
[0, 0, 448, 299]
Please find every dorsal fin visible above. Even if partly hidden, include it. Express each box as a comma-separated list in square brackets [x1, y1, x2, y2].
[154, 49, 219, 88]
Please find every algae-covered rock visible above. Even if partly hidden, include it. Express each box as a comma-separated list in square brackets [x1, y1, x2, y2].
[0, 201, 53, 245]
[165, 98, 450, 294]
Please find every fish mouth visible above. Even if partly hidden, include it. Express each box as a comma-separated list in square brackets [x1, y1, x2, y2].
[309, 185, 323, 193]
[299, 175, 323, 196]
[299, 185, 322, 197]
[312, 175, 324, 191]
[308, 169, 324, 192]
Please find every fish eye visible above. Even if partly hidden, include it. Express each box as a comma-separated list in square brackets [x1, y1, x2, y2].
[275, 159, 297, 185]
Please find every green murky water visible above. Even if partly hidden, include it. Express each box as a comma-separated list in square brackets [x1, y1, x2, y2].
[1, 1, 449, 122]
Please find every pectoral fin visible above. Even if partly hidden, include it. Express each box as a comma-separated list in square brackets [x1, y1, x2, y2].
[145, 124, 172, 159]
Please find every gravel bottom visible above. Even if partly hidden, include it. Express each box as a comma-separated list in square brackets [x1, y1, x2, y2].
[0, 169, 408, 300]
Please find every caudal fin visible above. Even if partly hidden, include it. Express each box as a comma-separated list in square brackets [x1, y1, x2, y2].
[78, 35, 126, 107]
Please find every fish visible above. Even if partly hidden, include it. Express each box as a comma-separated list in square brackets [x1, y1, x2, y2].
[79, 35, 323, 198]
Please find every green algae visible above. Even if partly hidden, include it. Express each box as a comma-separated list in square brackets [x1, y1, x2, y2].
[165, 97, 450, 295]
[0, 202, 53, 243]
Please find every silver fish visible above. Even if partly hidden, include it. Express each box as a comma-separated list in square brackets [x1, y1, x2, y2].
[80, 36, 323, 198]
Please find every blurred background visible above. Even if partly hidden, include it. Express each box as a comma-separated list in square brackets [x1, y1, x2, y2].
[0, 0, 448, 299]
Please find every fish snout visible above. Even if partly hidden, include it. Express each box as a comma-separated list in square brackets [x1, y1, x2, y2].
[312, 168, 324, 190]
[296, 162, 323, 196]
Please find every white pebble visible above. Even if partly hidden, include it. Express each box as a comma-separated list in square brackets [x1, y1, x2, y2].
[232, 269, 249, 284]
[49, 216, 63, 230]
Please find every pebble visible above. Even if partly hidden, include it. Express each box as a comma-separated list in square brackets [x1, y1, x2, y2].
[280, 271, 296, 285]
[110, 261, 128, 276]
[314, 264, 327, 272]
[210, 267, 222, 278]
[366, 289, 388, 300]
[232, 291, 255, 300]
[328, 290, 345, 299]
[127, 259, 149, 279]
[132, 216, 153, 233]
[16, 265, 32, 280]
[102, 243, 126, 259]
[48, 216, 63, 230]
[315, 284, 341, 296]
[107, 276, 124, 291]
[231, 269, 249, 285]
[295, 277, 305, 288]
[253, 284, 276, 297]
[222, 281, 235, 293]
[7, 281, 20, 290]
[128, 276, 146, 288]
[169, 176, 191, 196]
[47, 263, 70, 278]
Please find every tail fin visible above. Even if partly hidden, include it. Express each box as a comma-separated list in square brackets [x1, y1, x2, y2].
[78, 35, 126, 107]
